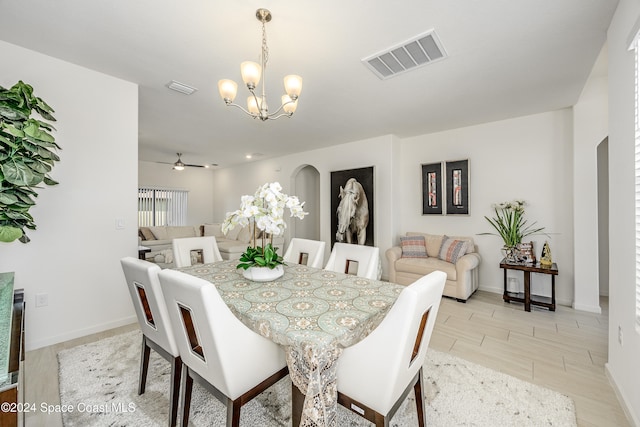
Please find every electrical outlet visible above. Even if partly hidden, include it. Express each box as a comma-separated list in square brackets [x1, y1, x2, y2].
[618, 325, 623, 346]
[35, 292, 48, 307]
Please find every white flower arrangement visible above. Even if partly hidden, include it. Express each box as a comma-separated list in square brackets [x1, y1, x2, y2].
[222, 182, 308, 238]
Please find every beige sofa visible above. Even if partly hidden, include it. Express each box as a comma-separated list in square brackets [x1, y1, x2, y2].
[386, 232, 481, 302]
[138, 223, 284, 262]
[138, 225, 201, 258]
[201, 223, 284, 261]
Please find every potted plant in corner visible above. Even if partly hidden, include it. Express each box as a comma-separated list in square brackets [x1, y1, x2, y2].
[0, 81, 60, 243]
[479, 200, 545, 263]
[223, 182, 308, 282]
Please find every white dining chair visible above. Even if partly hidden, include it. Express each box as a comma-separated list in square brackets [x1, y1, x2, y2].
[335, 270, 446, 427]
[283, 238, 326, 268]
[120, 257, 182, 427]
[157, 268, 289, 427]
[172, 236, 223, 267]
[324, 242, 380, 279]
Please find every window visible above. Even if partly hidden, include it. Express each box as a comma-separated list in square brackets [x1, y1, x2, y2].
[138, 187, 188, 227]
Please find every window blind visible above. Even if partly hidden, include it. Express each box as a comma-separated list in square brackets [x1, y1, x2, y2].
[635, 43, 640, 330]
[138, 187, 188, 227]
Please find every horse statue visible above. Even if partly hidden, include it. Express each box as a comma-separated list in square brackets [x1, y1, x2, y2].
[336, 178, 369, 245]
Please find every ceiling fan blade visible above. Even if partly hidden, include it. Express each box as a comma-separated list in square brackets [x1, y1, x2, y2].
[185, 163, 218, 168]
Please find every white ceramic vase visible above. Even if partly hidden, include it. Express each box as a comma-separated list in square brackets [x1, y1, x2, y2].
[242, 264, 284, 282]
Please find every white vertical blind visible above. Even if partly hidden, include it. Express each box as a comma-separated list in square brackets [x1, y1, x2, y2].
[635, 42, 640, 330]
[138, 187, 188, 227]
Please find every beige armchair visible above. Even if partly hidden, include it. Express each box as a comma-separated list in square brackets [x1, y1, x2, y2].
[386, 232, 481, 302]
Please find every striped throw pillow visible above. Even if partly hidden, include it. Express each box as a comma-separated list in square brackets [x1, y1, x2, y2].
[438, 236, 468, 264]
[400, 236, 428, 258]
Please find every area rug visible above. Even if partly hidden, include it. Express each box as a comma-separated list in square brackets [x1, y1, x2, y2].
[58, 330, 576, 426]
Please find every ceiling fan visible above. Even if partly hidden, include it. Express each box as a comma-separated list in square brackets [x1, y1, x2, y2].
[157, 153, 217, 170]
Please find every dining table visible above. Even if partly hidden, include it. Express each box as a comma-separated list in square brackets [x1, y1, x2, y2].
[176, 259, 404, 427]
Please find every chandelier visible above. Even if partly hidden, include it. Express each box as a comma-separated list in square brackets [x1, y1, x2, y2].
[217, 8, 302, 121]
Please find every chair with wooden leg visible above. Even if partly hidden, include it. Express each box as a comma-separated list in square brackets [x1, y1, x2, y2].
[335, 270, 446, 427]
[172, 236, 223, 268]
[158, 268, 289, 427]
[324, 242, 380, 279]
[120, 257, 182, 427]
[283, 238, 326, 268]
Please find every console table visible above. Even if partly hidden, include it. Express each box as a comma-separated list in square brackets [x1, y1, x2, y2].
[500, 259, 558, 312]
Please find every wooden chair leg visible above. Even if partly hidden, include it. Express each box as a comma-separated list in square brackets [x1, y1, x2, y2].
[180, 366, 193, 427]
[138, 336, 151, 395]
[226, 398, 241, 427]
[414, 367, 426, 427]
[168, 356, 182, 427]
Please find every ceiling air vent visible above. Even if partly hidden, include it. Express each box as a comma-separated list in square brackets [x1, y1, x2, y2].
[362, 29, 447, 80]
[166, 80, 198, 95]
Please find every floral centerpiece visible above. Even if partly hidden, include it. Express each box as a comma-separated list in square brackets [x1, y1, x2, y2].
[479, 200, 545, 262]
[222, 182, 307, 281]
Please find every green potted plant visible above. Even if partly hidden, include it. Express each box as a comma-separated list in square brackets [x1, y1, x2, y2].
[223, 182, 307, 281]
[0, 81, 60, 243]
[480, 200, 545, 262]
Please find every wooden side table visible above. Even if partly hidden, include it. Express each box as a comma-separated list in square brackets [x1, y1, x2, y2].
[500, 259, 558, 312]
[138, 245, 151, 260]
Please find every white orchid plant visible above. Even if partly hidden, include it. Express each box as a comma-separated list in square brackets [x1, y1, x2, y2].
[223, 182, 308, 269]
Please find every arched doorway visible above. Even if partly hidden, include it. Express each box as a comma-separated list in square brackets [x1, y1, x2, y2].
[290, 165, 320, 240]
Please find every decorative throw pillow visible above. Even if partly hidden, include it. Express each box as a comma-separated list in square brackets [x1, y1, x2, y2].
[236, 225, 253, 243]
[139, 227, 153, 241]
[203, 223, 224, 238]
[225, 224, 243, 241]
[438, 236, 469, 264]
[400, 235, 428, 258]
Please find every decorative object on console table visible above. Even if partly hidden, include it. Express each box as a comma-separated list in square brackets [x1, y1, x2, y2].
[223, 182, 308, 281]
[540, 241, 552, 267]
[421, 162, 443, 215]
[516, 241, 535, 263]
[479, 200, 545, 263]
[445, 159, 469, 215]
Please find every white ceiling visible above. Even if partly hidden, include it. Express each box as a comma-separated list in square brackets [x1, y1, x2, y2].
[0, 0, 617, 168]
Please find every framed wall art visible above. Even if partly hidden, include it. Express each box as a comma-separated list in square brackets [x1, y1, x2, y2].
[421, 162, 443, 215]
[330, 166, 374, 248]
[445, 159, 469, 215]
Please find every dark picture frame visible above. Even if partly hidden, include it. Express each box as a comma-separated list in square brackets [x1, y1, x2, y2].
[330, 166, 374, 248]
[421, 162, 443, 215]
[445, 159, 469, 215]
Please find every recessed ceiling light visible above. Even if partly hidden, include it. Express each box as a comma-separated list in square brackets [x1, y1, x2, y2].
[246, 154, 252, 159]
[166, 80, 198, 95]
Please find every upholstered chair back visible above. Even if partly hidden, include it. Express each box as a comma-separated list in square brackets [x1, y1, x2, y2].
[283, 238, 326, 268]
[172, 236, 223, 267]
[336, 270, 446, 415]
[121, 257, 179, 358]
[324, 242, 380, 279]
[158, 269, 286, 400]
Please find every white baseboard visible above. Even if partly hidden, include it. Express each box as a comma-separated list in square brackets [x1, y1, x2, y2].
[26, 315, 137, 351]
[605, 363, 640, 427]
[572, 301, 602, 313]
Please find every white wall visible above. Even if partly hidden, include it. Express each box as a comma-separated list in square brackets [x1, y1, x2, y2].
[211, 135, 399, 274]
[572, 45, 609, 313]
[400, 111, 575, 304]
[138, 160, 215, 225]
[606, 0, 640, 424]
[212, 113, 575, 303]
[0, 41, 139, 350]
